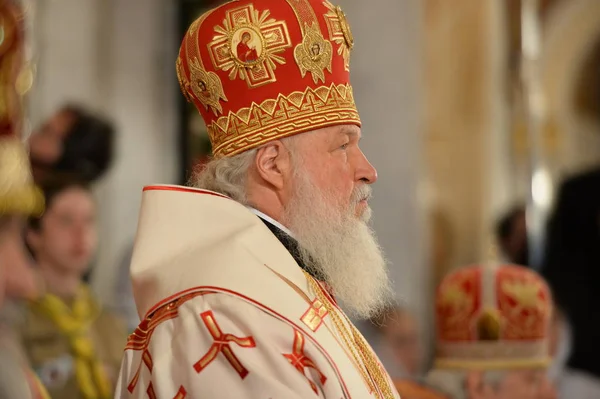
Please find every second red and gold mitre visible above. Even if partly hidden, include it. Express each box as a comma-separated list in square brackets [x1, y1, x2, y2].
[434, 263, 553, 370]
[177, 0, 358, 157]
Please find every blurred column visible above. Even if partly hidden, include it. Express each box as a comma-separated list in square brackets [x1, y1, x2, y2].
[93, 0, 179, 304]
[30, 0, 179, 304]
[30, 0, 104, 118]
[424, 0, 509, 276]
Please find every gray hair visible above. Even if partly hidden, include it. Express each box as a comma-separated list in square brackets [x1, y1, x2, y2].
[189, 149, 257, 204]
[425, 369, 506, 399]
[189, 136, 301, 204]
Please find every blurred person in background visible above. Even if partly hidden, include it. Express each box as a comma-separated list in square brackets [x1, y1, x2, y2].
[425, 264, 557, 399]
[0, 139, 49, 399]
[28, 104, 115, 287]
[371, 306, 424, 380]
[28, 104, 115, 186]
[496, 205, 528, 266]
[541, 169, 600, 398]
[495, 205, 571, 391]
[20, 180, 127, 399]
[370, 307, 439, 399]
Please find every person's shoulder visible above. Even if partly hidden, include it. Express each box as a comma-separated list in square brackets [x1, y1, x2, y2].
[129, 289, 281, 340]
[394, 379, 451, 399]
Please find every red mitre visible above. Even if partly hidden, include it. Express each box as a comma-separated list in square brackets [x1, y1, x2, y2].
[176, 0, 358, 157]
[434, 264, 553, 370]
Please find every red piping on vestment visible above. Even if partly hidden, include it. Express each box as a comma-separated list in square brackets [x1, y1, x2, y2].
[139, 285, 352, 398]
[142, 185, 229, 199]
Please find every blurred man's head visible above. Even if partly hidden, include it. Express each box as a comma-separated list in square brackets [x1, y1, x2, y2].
[496, 206, 528, 265]
[427, 264, 556, 399]
[192, 126, 392, 319]
[28, 105, 114, 184]
[27, 181, 97, 277]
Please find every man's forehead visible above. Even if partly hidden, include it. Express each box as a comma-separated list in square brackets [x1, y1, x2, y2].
[339, 124, 361, 137]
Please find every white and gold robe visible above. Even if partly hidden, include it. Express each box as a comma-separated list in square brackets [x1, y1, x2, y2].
[115, 185, 400, 399]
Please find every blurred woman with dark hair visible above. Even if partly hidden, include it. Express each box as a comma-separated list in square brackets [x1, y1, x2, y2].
[28, 105, 115, 185]
[19, 180, 126, 399]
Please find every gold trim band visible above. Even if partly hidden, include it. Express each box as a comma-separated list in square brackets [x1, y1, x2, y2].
[283, 0, 319, 33]
[209, 83, 359, 157]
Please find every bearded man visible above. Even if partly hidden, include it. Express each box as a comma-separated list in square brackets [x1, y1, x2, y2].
[424, 263, 557, 399]
[115, 0, 399, 398]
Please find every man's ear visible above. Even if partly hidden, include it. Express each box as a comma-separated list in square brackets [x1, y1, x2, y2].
[466, 370, 495, 399]
[254, 140, 291, 190]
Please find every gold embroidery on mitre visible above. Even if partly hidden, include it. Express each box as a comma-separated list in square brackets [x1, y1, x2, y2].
[176, 58, 194, 103]
[188, 57, 228, 116]
[208, 4, 292, 88]
[294, 23, 333, 84]
[501, 280, 545, 312]
[324, 1, 354, 71]
[283, 0, 334, 83]
[208, 83, 359, 157]
[188, 16, 201, 34]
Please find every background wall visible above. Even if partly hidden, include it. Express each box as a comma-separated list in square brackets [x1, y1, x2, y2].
[31, 0, 179, 305]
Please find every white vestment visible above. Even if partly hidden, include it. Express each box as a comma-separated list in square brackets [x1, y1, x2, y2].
[115, 185, 400, 399]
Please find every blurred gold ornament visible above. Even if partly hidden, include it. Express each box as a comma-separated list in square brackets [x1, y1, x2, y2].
[16, 63, 34, 95]
[0, 137, 43, 216]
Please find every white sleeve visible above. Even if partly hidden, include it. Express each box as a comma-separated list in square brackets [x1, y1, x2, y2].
[115, 293, 333, 399]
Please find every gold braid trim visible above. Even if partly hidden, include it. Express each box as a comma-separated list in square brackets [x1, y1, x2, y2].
[303, 271, 396, 399]
[209, 82, 360, 157]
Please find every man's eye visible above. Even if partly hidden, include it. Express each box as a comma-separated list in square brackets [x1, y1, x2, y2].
[340, 143, 349, 150]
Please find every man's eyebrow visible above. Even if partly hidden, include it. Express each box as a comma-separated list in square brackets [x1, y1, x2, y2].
[340, 126, 361, 139]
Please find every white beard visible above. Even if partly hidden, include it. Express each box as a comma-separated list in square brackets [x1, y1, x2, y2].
[282, 163, 393, 319]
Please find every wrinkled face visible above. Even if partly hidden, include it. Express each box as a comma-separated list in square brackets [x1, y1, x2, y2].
[28, 110, 75, 166]
[0, 217, 39, 304]
[281, 125, 392, 319]
[383, 311, 423, 376]
[475, 370, 556, 399]
[288, 124, 377, 220]
[29, 187, 97, 275]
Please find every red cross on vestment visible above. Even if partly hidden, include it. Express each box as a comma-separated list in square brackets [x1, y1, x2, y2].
[126, 292, 209, 393]
[283, 329, 327, 394]
[194, 310, 257, 379]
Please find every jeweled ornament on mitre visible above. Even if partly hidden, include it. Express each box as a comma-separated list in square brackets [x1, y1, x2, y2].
[176, 0, 360, 158]
[434, 263, 553, 370]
